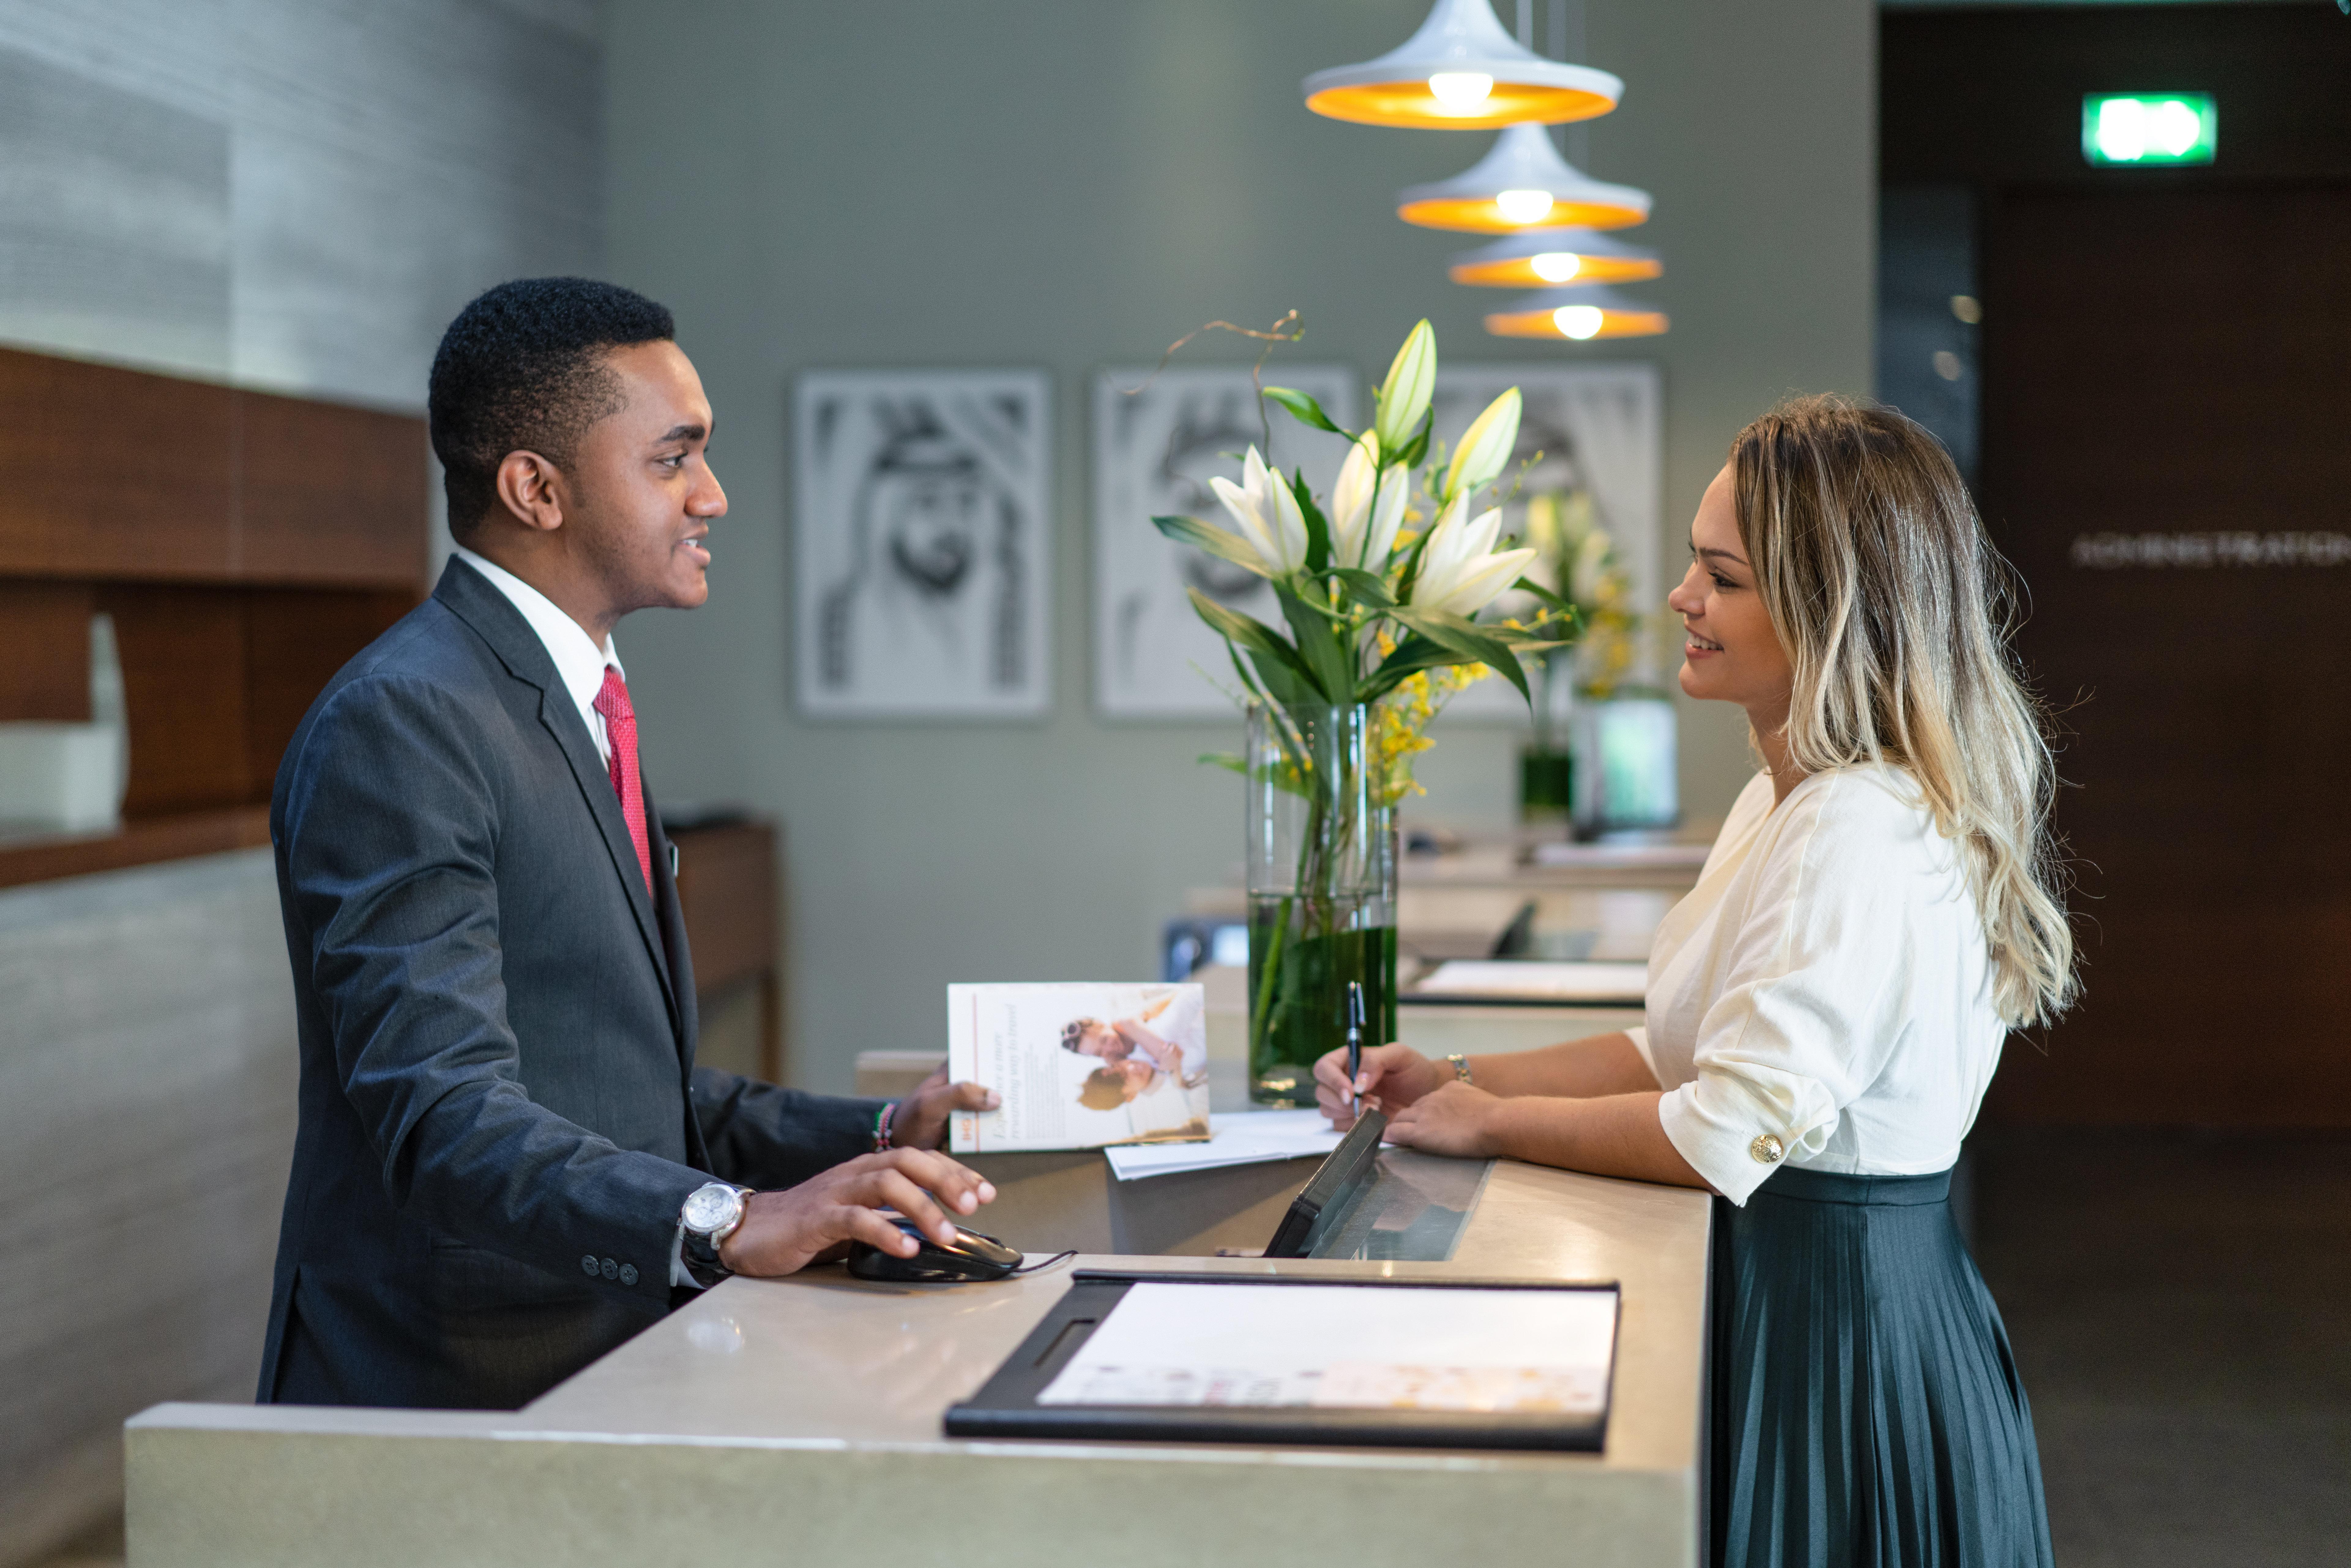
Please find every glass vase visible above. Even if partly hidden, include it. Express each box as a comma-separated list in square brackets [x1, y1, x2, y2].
[1244, 703, 1398, 1107]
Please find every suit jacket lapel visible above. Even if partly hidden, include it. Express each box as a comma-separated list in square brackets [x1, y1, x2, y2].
[432, 559, 682, 1033]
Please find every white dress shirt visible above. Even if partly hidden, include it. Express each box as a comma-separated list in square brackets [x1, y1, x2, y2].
[452, 545, 623, 764]
[1628, 765, 2008, 1205]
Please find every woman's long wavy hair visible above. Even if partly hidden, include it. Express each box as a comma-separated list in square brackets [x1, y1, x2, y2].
[1730, 394, 2076, 1027]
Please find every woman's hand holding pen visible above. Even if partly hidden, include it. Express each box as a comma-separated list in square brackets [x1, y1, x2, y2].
[1311, 1042, 1445, 1130]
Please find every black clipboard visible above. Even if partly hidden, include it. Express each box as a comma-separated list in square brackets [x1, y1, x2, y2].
[943, 1271, 1620, 1452]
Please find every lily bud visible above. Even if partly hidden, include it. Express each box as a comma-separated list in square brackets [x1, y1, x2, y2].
[1374, 319, 1436, 455]
[1444, 387, 1522, 502]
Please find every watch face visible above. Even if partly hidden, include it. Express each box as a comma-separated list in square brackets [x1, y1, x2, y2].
[682, 1184, 741, 1234]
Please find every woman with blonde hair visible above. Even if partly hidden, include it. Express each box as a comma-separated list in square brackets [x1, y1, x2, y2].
[1319, 396, 2068, 1567]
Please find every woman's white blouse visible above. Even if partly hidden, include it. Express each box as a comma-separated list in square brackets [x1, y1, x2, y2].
[1628, 765, 2008, 1205]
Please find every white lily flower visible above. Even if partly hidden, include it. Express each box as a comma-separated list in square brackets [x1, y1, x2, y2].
[1443, 386, 1523, 501]
[1374, 319, 1436, 453]
[1328, 434, 1412, 570]
[1363, 464, 1409, 569]
[1414, 492, 1539, 617]
[1330, 431, 1377, 561]
[1208, 445, 1309, 574]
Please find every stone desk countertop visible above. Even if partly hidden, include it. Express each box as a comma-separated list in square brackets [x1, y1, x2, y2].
[127, 1159, 1711, 1568]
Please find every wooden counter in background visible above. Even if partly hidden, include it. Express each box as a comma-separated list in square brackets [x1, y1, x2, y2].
[668, 816, 785, 1085]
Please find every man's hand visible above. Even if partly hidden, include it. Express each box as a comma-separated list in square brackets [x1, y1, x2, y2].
[716, 1147, 997, 1277]
[1383, 1081, 1505, 1159]
[890, 1062, 999, 1151]
[1312, 1041, 1444, 1129]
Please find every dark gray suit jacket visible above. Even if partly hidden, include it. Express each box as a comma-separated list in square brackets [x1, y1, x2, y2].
[259, 557, 881, 1410]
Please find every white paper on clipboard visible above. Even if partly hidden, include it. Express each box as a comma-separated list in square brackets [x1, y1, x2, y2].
[1034, 1281, 1616, 1413]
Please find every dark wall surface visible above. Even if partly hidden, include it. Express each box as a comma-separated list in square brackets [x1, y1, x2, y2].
[1885, 5, 2351, 1125]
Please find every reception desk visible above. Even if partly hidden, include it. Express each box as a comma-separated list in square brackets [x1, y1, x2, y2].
[127, 1142, 1711, 1568]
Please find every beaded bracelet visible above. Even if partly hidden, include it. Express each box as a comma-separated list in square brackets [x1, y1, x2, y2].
[873, 1100, 897, 1152]
[1445, 1053, 1473, 1085]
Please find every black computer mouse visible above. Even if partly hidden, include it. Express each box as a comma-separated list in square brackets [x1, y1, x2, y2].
[847, 1215, 1022, 1283]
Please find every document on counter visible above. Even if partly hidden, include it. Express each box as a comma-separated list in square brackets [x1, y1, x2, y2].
[1034, 1280, 1618, 1414]
[1407, 960, 1648, 1004]
[1102, 1110, 1342, 1181]
[947, 982, 1211, 1154]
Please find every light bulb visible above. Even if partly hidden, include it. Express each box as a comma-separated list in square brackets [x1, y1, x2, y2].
[2152, 99, 2201, 157]
[1553, 306, 1604, 340]
[1496, 189, 1556, 226]
[1530, 252, 1582, 283]
[2095, 99, 2146, 162]
[1427, 72, 1494, 110]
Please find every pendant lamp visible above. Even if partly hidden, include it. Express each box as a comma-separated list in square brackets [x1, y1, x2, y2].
[1398, 124, 1650, 233]
[1484, 284, 1669, 340]
[1448, 227, 1661, 287]
[1303, 0, 1621, 130]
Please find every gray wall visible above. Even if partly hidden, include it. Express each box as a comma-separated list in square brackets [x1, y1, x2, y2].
[0, 4, 603, 1559]
[604, 0, 1875, 1093]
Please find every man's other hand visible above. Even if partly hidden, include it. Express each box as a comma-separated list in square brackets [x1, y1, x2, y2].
[716, 1148, 997, 1276]
[890, 1062, 999, 1150]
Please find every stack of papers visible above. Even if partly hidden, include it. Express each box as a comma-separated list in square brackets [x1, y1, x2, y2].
[1407, 960, 1648, 1003]
[1104, 1110, 1342, 1182]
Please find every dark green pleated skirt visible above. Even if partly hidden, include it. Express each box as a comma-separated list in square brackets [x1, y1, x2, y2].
[1710, 1166, 2053, 1568]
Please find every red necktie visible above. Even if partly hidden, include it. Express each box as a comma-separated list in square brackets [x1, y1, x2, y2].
[592, 667, 654, 895]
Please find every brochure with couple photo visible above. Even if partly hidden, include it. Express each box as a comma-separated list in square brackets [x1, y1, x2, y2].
[947, 982, 1212, 1154]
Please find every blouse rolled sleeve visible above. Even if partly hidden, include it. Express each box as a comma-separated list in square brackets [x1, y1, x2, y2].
[1653, 775, 1916, 1204]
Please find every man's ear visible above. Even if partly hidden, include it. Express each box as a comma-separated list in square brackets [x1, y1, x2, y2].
[492, 450, 568, 534]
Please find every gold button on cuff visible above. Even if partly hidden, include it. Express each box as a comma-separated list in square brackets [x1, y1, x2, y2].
[1749, 1133, 1785, 1164]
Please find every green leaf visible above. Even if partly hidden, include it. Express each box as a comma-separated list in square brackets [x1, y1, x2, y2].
[1511, 574, 1574, 613]
[1187, 587, 1329, 701]
[1263, 386, 1348, 436]
[1291, 469, 1331, 573]
[1328, 567, 1395, 608]
[1197, 751, 1247, 776]
[1274, 581, 1356, 702]
[1387, 605, 1533, 705]
[1359, 633, 1461, 701]
[1153, 513, 1271, 577]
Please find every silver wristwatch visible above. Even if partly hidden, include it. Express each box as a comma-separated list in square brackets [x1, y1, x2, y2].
[679, 1182, 752, 1282]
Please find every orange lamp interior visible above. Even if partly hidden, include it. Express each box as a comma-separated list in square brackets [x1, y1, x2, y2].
[1306, 80, 1615, 129]
[1398, 196, 1647, 234]
[1485, 308, 1669, 340]
[1448, 253, 1662, 287]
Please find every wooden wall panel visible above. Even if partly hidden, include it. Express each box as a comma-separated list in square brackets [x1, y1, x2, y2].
[0, 581, 94, 721]
[1979, 185, 2351, 1126]
[0, 347, 234, 580]
[235, 391, 428, 586]
[97, 586, 251, 816]
[241, 588, 416, 795]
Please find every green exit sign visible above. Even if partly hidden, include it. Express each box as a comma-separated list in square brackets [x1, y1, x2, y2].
[2083, 94, 2217, 166]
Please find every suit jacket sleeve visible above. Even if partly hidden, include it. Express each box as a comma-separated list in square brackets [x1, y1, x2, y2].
[689, 1069, 889, 1189]
[279, 673, 704, 1306]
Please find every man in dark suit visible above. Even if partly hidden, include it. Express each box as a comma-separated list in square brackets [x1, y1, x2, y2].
[260, 278, 999, 1410]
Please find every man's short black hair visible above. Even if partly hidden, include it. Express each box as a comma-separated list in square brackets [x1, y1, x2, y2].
[428, 277, 676, 536]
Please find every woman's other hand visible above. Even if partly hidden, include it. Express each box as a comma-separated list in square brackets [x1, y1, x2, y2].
[1383, 1081, 1504, 1159]
[1312, 1041, 1443, 1129]
[891, 1062, 1000, 1150]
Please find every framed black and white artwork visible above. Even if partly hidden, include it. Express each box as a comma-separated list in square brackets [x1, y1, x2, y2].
[792, 368, 1053, 719]
[1430, 363, 1663, 720]
[1091, 363, 1360, 719]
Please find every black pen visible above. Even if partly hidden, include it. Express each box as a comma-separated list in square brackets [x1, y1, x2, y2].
[1345, 980, 1366, 1114]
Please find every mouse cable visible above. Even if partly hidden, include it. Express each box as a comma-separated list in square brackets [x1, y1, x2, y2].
[1007, 1250, 1077, 1276]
